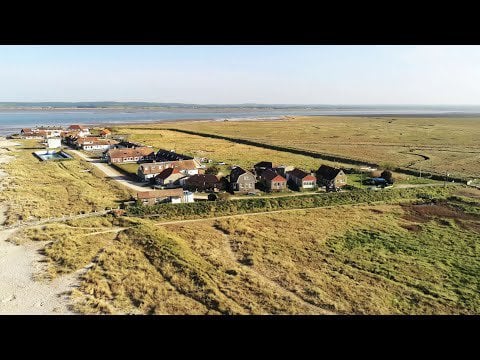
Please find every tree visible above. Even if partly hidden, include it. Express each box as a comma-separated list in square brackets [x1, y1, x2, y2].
[205, 165, 220, 175]
[381, 170, 394, 183]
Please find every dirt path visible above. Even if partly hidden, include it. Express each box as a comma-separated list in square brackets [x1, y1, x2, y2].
[3, 210, 111, 230]
[215, 228, 335, 315]
[69, 150, 149, 193]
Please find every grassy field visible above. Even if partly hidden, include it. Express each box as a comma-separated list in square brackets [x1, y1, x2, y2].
[111, 127, 338, 174]
[15, 187, 480, 314]
[114, 116, 480, 179]
[0, 140, 132, 225]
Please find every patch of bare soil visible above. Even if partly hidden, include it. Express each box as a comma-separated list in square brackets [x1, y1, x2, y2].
[401, 201, 479, 232]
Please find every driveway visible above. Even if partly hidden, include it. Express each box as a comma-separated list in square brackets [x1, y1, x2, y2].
[68, 150, 150, 193]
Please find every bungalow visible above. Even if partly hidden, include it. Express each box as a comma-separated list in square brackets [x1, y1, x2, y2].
[78, 138, 118, 151]
[253, 161, 273, 178]
[67, 125, 90, 137]
[286, 168, 317, 190]
[154, 167, 188, 188]
[261, 169, 287, 192]
[106, 147, 156, 165]
[184, 174, 222, 192]
[20, 128, 43, 139]
[136, 188, 193, 205]
[137, 159, 200, 182]
[316, 165, 347, 189]
[229, 167, 256, 193]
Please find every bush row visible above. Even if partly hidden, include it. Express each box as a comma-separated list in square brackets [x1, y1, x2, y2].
[127, 186, 453, 220]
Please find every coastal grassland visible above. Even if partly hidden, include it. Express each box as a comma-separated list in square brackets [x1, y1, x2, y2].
[122, 116, 480, 179]
[111, 127, 337, 172]
[0, 140, 132, 224]
[17, 189, 479, 314]
[166, 199, 480, 314]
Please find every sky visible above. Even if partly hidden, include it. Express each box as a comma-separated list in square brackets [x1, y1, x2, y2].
[1, 45, 480, 104]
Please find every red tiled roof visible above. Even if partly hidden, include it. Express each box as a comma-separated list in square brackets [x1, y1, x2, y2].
[137, 188, 184, 199]
[140, 160, 199, 175]
[100, 129, 111, 135]
[262, 169, 286, 182]
[107, 147, 155, 159]
[68, 124, 88, 130]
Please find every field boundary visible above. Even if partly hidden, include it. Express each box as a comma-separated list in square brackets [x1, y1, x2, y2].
[163, 128, 469, 184]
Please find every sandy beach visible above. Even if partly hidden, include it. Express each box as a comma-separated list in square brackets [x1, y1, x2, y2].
[0, 137, 76, 314]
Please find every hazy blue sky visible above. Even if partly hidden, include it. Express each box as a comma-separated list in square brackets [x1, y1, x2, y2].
[1, 45, 480, 104]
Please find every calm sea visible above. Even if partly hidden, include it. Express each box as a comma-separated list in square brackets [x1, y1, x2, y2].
[1, 107, 479, 136]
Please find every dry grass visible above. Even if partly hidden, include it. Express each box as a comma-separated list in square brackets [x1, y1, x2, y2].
[117, 116, 480, 179]
[112, 128, 337, 172]
[0, 140, 132, 224]
[19, 196, 479, 314]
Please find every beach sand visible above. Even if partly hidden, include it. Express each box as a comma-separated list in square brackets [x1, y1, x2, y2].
[0, 137, 77, 314]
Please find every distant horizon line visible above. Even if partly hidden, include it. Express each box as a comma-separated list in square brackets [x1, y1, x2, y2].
[1, 102, 480, 107]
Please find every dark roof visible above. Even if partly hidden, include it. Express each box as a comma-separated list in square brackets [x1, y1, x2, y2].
[254, 161, 273, 169]
[156, 149, 193, 161]
[316, 165, 343, 180]
[154, 167, 181, 180]
[288, 168, 307, 178]
[230, 167, 254, 183]
[185, 174, 219, 185]
[262, 169, 286, 182]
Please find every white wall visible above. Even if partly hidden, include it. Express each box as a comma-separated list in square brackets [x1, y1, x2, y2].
[47, 138, 62, 149]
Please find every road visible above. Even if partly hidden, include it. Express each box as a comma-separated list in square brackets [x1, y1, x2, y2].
[69, 150, 150, 193]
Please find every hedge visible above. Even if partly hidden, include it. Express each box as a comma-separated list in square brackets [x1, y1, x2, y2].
[127, 186, 454, 220]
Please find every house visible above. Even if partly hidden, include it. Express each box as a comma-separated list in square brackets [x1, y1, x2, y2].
[77, 137, 118, 151]
[229, 167, 256, 193]
[184, 174, 222, 192]
[156, 149, 193, 162]
[106, 147, 156, 165]
[253, 161, 273, 178]
[154, 167, 187, 188]
[136, 188, 192, 205]
[67, 125, 90, 137]
[273, 165, 294, 178]
[137, 159, 200, 182]
[316, 165, 347, 189]
[286, 168, 317, 190]
[261, 169, 287, 192]
[100, 129, 111, 137]
[20, 128, 43, 139]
